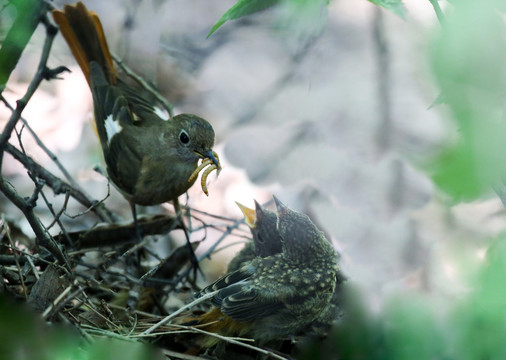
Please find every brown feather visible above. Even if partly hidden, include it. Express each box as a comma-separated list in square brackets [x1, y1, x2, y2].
[52, 2, 116, 85]
[178, 308, 252, 348]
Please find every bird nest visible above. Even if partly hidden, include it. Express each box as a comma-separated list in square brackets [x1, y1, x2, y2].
[0, 211, 300, 360]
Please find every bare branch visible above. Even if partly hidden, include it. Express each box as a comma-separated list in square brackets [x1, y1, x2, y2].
[0, 14, 57, 167]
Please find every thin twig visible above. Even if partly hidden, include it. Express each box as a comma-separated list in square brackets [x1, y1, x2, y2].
[0, 95, 111, 220]
[3, 215, 28, 300]
[0, 15, 57, 167]
[166, 216, 245, 293]
[26, 256, 40, 280]
[149, 324, 289, 360]
[141, 290, 218, 335]
[0, 176, 68, 266]
[198, 218, 245, 262]
[0, 246, 53, 267]
[233, 33, 320, 128]
[373, 7, 392, 152]
[80, 325, 138, 342]
[4, 142, 115, 223]
[42, 282, 74, 319]
[161, 349, 209, 360]
[1, 96, 78, 187]
[187, 206, 241, 223]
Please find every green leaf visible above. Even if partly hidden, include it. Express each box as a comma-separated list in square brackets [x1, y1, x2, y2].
[368, 0, 406, 18]
[383, 296, 444, 359]
[428, 2, 506, 202]
[207, 0, 280, 38]
[430, 144, 488, 202]
[449, 233, 506, 359]
[0, 295, 161, 360]
[0, 0, 48, 91]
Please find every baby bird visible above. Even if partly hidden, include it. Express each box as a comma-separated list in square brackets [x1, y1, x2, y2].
[184, 197, 339, 348]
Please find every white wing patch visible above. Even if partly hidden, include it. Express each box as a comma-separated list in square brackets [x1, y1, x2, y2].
[104, 114, 123, 145]
[153, 106, 170, 121]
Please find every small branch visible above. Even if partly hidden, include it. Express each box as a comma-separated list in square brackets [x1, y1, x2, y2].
[373, 7, 392, 152]
[141, 290, 219, 335]
[1, 95, 116, 223]
[234, 36, 318, 127]
[0, 244, 53, 267]
[166, 216, 245, 293]
[159, 324, 290, 360]
[0, 176, 68, 266]
[162, 349, 208, 360]
[42, 282, 86, 320]
[199, 219, 245, 260]
[3, 216, 28, 300]
[4, 142, 115, 223]
[0, 14, 57, 167]
[1, 96, 91, 192]
[55, 214, 179, 249]
[0, 254, 45, 267]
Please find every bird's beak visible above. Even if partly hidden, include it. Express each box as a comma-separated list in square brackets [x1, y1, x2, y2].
[195, 150, 221, 169]
[254, 200, 266, 223]
[236, 201, 256, 228]
[273, 195, 289, 218]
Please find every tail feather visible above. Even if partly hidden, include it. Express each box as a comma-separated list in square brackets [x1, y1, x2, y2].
[175, 308, 252, 349]
[52, 1, 116, 85]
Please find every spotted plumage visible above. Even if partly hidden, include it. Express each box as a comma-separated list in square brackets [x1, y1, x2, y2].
[195, 197, 340, 344]
[228, 198, 346, 337]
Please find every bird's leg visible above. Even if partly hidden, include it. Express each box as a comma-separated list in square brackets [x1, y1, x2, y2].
[120, 202, 143, 312]
[173, 198, 201, 280]
[130, 202, 143, 242]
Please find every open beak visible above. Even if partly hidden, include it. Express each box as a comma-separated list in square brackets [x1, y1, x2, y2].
[235, 201, 256, 228]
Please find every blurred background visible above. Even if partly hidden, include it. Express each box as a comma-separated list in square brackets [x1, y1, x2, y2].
[2, 1, 506, 350]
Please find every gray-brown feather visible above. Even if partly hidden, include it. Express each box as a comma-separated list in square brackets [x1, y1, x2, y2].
[199, 201, 339, 341]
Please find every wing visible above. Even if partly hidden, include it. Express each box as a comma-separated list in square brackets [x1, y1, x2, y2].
[199, 257, 287, 323]
[89, 62, 142, 196]
[217, 285, 286, 322]
[118, 79, 170, 127]
[198, 263, 256, 296]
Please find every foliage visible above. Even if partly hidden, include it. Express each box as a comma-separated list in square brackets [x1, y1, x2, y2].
[208, 0, 407, 38]
[0, 296, 161, 360]
[368, 0, 406, 18]
[428, 1, 506, 201]
[299, 233, 506, 360]
[208, 0, 280, 37]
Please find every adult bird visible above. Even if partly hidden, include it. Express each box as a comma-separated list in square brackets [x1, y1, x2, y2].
[52, 2, 220, 268]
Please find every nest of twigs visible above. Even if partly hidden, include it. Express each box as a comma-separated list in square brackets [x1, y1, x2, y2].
[0, 208, 300, 360]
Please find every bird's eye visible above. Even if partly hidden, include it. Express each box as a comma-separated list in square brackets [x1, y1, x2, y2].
[179, 130, 190, 144]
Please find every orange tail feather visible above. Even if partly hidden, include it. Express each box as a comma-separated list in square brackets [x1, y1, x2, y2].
[177, 308, 252, 349]
[52, 1, 116, 85]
